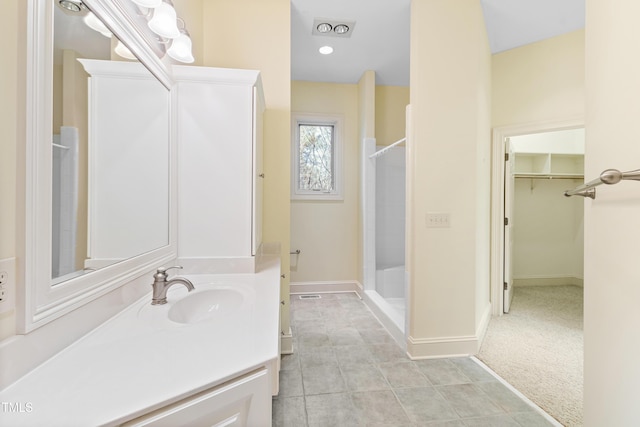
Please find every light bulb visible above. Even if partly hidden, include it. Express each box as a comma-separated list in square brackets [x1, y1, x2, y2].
[316, 23, 332, 33]
[84, 12, 112, 38]
[147, 3, 180, 39]
[167, 32, 194, 63]
[115, 40, 137, 60]
[319, 46, 333, 55]
[333, 24, 349, 34]
[58, 0, 83, 13]
[130, 0, 162, 7]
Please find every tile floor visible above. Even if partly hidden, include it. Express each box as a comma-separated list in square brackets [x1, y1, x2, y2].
[272, 292, 556, 427]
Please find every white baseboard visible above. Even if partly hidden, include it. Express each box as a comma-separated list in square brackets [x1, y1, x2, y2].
[406, 334, 480, 359]
[280, 327, 293, 355]
[476, 302, 492, 350]
[514, 276, 583, 287]
[405, 302, 491, 359]
[289, 280, 363, 296]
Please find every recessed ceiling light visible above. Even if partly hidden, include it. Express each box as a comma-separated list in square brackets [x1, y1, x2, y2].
[333, 24, 349, 35]
[319, 46, 333, 55]
[317, 23, 332, 33]
[312, 18, 356, 38]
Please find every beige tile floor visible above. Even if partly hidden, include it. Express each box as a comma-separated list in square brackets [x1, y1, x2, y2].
[272, 293, 556, 427]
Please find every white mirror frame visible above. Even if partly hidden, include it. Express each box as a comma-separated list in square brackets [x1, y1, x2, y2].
[17, 0, 176, 333]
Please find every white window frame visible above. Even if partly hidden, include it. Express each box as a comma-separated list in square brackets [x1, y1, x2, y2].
[291, 113, 344, 200]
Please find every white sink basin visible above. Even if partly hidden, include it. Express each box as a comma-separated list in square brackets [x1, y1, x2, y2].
[168, 288, 244, 324]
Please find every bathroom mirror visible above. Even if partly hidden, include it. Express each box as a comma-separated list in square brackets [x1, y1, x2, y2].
[51, 3, 169, 284]
[18, 0, 176, 333]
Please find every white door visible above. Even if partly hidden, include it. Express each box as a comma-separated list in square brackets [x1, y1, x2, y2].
[503, 138, 515, 313]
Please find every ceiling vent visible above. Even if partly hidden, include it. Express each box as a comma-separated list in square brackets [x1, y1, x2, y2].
[312, 18, 356, 38]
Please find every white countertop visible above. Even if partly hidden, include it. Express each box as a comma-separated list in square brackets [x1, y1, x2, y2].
[0, 257, 281, 427]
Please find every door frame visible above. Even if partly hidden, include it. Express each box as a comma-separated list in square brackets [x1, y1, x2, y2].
[489, 117, 584, 316]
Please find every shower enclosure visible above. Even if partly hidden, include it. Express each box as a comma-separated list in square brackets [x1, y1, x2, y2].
[362, 138, 407, 346]
[52, 126, 79, 279]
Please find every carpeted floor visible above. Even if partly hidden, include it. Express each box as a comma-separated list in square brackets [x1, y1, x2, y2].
[478, 285, 583, 427]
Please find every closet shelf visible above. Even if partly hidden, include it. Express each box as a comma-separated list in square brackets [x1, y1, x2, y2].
[512, 152, 584, 177]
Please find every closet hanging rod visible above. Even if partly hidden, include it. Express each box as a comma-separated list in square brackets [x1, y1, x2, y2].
[564, 168, 640, 199]
[369, 137, 406, 159]
[515, 174, 583, 180]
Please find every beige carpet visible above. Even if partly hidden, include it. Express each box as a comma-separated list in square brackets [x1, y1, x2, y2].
[478, 285, 583, 427]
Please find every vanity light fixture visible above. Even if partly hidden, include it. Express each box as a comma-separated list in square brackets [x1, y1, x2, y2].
[167, 28, 194, 63]
[114, 40, 138, 60]
[125, 0, 195, 63]
[58, 0, 84, 13]
[83, 11, 112, 38]
[319, 45, 333, 55]
[130, 0, 163, 7]
[147, 2, 180, 39]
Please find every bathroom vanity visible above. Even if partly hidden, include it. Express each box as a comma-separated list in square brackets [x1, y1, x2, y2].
[4, 1, 282, 425]
[0, 255, 281, 426]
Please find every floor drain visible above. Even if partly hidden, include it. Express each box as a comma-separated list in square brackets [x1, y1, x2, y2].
[299, 294, 321, 300]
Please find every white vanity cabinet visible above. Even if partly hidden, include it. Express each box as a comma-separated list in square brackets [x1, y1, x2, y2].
[123, 368, 270, 427]
[174, 66, 264, 268]
[79, 59, 171, 268]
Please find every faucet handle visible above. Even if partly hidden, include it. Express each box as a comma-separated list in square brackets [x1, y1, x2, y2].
[154, 266, 183, 280]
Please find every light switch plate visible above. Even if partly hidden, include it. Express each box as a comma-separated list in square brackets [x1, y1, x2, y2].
[0, 258, 16, 314]
[426, 212, 451, 228]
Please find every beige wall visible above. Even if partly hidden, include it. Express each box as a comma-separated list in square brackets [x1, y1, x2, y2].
[584, 0, 640, 423]
[0, 1, 18, 260]
[290, 81, 359, 282]
[358, 71, 376, 141]
[199, 0, 292, 335]
[513, 179, 584, 283]
[0, 0, 20, 340]
[407, 0, 491, 356]
[492, 30, 585, 127]
[375, 85, 409, 147]
[61, 50, 89, 269]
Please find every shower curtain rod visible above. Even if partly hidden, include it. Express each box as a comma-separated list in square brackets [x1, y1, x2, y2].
[369, 137, 406, 159]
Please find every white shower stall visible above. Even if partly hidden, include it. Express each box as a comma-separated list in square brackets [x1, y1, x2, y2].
[362, 138, 407, 345]
[52, 126, 79, 279]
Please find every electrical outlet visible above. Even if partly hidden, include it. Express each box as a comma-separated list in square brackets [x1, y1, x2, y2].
[426, 212, 451, 228]
[0, 258, 16, 314]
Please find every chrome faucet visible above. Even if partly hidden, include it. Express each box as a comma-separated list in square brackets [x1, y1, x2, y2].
[151, 266, 195, 305]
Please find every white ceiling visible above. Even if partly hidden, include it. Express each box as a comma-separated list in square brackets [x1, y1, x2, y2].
[291, 0, 585, 86]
